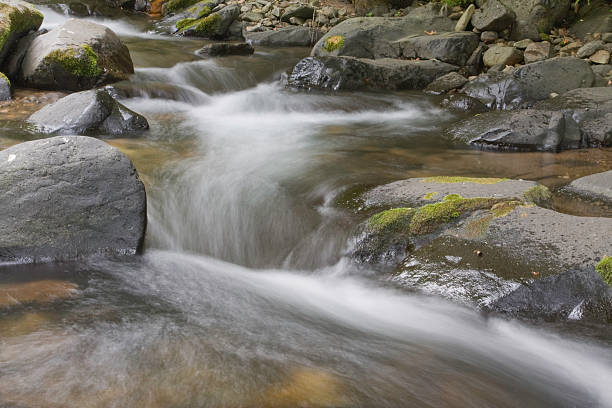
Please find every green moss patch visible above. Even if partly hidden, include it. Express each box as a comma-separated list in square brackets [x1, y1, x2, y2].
[179, 12, 221, 35]
[0, 71, 9, 86]
[465, 200, 521, 238]
[596, 256, 612, 287]
[523, 185, 552, 206]
[44, 45, 102, 78]
[166, 0, 199, 13]
[323, 35, 344, 52]
[421, 176, 509, 184]
[368, 207, 415, 232]
[186, 2, 211, 18]
[423, 192, 438, 200]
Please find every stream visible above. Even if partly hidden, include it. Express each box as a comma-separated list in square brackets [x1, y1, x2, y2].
[1, 7, 612, 408]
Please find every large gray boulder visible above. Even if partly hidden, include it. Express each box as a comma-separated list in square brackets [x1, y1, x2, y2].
[0, 136, 147, 263]
[398, 32, 480, 66]
[0, 0, 43, 67]
[500, 0, 571, 40]
[471, 0, 515, 32]
[287, 56, 458, 91]
[350, 177, 612, 322]
[564, 170, 612, 203]
[245, 26, 322, 47]
[461, 57, 595, 109]
[19, 19, 134, 91]
[28, 89, 149, 135]
[311, 14, 456, 59]
[448, 87, 612, 151]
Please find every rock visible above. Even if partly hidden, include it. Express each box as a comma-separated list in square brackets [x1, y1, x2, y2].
[288, 16, 305, 25]
[592, 64, 612, 77]
[287, 56, 458, 91]
[245, 26, 321, 46]
[462, 57, 595, 109]
[0, 136, 146, 263]
[351, 177, 612, 321]
[196, 42, 254, 56]
[241, 11, 263, 22]
[564, 170, 612, 203]
[398, 32, 480, 66]
[28, 89, 149, 135]
[560, 41, 583, 55]
[19, 19, 133, 91]
[440, 94, 490, 113]
[603, 32, 612, 43]
[353, 0, 390, 16]
[570, 0, 612, 40]
[280, 4, 314, 22]
[523, 40, 551, 63]
[449, 87, 612, 150]
[576, 40, 604, 58]
[590, 49, 611, 64]
[0, 71, 9, 100]
[513, 38, 533, 49]
[471, 0, 514, 32]
[480, 31, 498, 43]
[464, 43, 487, 75]
[454, 4, 475, 32]
[181, 4, 240, 38]
[482, 45, 523, 67]
[0, 0, 43, 67]
[311, 13, 456, 59]
[500, 0, 571, 41]
[425, 71, 468, 94]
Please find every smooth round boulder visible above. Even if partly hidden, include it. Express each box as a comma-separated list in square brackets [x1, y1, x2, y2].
[0, 136, 146, 263]
[0, 0, 43, 66]
[28, 89, 149, 135]
[19, 19, 134, 91]
[564, 170, 612, 204]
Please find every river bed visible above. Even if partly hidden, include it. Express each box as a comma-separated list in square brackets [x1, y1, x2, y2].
[1, 7, 612, 408]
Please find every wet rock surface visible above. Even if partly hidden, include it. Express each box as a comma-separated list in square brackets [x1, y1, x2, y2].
[563, 170, 612, 203]
[350, 176, 612, 322]
[28, 89, 149, 135]
[287, 56, 457, 91]
[0, 0, 43, 66]
[0, 136, 147, 263]
[197, 42, 254, 56]
[245, 26, 321, 46]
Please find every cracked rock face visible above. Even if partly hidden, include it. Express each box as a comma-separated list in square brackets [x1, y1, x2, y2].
[0, 136, 147, 263]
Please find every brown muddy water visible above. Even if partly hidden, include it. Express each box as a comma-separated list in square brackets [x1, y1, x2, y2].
[1, 7, 612, 408]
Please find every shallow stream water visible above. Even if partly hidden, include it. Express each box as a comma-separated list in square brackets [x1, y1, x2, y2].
[1, 8, 612, 408]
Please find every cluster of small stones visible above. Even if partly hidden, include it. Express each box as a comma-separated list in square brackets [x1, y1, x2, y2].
[446, 3, 612, 85]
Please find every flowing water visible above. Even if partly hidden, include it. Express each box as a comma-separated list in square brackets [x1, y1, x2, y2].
[1, 8, 612, 408]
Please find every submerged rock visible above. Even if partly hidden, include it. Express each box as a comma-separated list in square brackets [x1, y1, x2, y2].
[349, 176, 612, 322]
[245, 26, 321, 47]
[0, 136, 147, 263]
[0, 0, 43, 66]
[563, 170, 612, 204]
[461, 57, 595, 110]
[287, 56, 457, 91]
[197, 42, 254, 56]
[449, 87, 612, 151]
[19, 19, 134, 91]
[28, 89, 149, 135]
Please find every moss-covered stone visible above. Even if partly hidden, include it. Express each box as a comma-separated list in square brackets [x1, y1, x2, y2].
[0, 1, 44, 56]
[523, 185, 552, 206]
[0, 71, 9, 86]
[323, 35, 344, 52]
[165, 0, 199, 13]
[179, 12, 221, 35]
[465, 200, 522, 238]
[185, 1, 211, 18]
[423, 192, 438, 200]
[421, 176, 509, 184]
[176, 17, 196, 30]
[44, 45, 102, 78]
[596, 256, 612, 287]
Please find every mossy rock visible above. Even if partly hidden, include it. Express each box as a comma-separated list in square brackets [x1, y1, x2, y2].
[20, 19, 134, 91]
[0, 0, 43, 66]
[596, 256, 612, 287]
[179, 13, 221, 36]
[323, 35, 344, 53]
[165, 0, 200, 13]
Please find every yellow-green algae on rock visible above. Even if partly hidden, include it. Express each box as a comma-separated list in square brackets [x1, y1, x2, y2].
[596, 256, 612, 287]
[43, 45, 102, 78]
[0, 0, 43, 54]
[421, 176, 509, 184]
